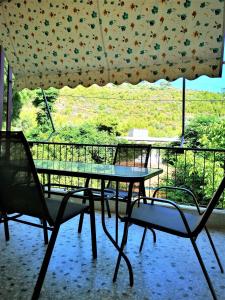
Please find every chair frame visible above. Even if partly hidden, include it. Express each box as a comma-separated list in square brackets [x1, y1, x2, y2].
[113, 178, 225, 300]
[112, 143, 150, 167]
[0, 131, 97, 300]
[78, 143, 151, 234]
[107, 143, 151, 208]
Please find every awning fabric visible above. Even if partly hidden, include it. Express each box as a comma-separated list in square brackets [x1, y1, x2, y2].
[0, 0, 224, 91]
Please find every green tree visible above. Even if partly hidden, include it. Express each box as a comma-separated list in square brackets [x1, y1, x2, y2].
[2, 60, 23, 126]
[53, 123, 120, 145]
[32, 87, 58, 129]
[49, 123, 124, 164]
[164, 115, 225, 206]
[184, 116, 219, 148]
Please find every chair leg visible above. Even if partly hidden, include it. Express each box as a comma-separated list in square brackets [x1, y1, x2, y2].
[150, 228, 157, 243]
[2, 214, 9, 241]
[79, 197, 111, 234]
[42, 219, 48, 245]
[78, 212, 84, 233]
[105, 198, 111, 218]
[140, 197, 157, 247]
[78, 197, 87, 233]
[32, 224, 61, 300]
[139, 227, 147, 252]
[89, 206, 97, 259]
[190, 236, 218, 300]
[139, 227, 156, 252]
[204, 227, 224, 273]
[113, 218, 130, 283]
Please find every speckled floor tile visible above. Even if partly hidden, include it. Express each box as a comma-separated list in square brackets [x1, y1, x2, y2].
[0, 212, 225, 300]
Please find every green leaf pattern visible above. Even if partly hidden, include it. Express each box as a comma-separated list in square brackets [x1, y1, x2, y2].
[0, 0, 224, 90]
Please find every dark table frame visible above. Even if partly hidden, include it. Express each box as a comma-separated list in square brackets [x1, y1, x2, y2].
[35, 159, 163, 286]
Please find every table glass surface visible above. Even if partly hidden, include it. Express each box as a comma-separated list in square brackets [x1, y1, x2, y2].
[34, 160, 162, 181]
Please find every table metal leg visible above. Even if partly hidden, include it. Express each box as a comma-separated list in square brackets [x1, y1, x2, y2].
[78, 178, 90, 233]
[115, 181, 119, 244]
[100, 179, 133, 286]
[126, 182, 134, 214]
[47, 174, 51, 198]
[140, 181, 146, 197]
[123, 182, 134, 245]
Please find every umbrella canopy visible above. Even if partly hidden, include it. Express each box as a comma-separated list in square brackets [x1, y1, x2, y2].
[0, 0, 224, 90]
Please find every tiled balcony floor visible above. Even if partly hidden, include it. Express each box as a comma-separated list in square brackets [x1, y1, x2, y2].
[0, 212, 225, 300]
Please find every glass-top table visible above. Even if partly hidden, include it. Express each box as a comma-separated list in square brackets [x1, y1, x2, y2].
[35, 160, 163, 182]
[35, 159, 163, 286]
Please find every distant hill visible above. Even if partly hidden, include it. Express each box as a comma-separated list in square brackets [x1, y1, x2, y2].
[51, 84, 224, 138]
[18, 83, 225, 139]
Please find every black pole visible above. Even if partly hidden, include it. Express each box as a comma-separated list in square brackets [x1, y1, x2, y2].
[0, 46, 4, 130]
[181, 77, 186, 146]
[41, 89, 55, 132]
[6, 65, 13, 131]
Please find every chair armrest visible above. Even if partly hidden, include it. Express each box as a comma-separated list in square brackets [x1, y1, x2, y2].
[86, 187, 116, 199]
[54, 188, 93, 225]
[42, 183, 84, 196]
[153, 186, 202, 215]
[103, 188, 117, 198]
[127, 196, 193, 234]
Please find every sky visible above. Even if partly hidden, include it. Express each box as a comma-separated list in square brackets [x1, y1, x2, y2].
[157, 50, 225, 93]
[170, 65, 225, 93]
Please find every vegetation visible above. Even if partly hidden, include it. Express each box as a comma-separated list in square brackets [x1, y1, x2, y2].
[2, 61, 23, 126]
[32, 88, 59, 128]
[11, 82, 225, 145]
[164, 116, 225, 206]
[8, 83, 224, 207]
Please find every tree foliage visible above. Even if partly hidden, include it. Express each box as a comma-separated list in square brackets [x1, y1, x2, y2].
[184, 116, 224, 148]
[32, 87, 59, 128]
[53, 123, 120, 145]
[13, 84, 225, 206]
[2, 60, 23, 126]
[164, 115, 225, 206]
[16, 84, 225, 141]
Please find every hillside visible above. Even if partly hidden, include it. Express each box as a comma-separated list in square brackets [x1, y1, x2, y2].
[17, 83, 225, 139]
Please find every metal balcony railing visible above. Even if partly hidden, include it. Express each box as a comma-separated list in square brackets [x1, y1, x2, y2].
[29, 141, 225, 208]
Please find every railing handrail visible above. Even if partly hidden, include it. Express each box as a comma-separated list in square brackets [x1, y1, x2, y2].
[28, 140, 225, 153]
[29, 139, 225, 208]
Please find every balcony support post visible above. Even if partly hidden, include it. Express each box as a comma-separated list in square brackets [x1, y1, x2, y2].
[0, 46, 4, 130]
[181, 77, 186, 146]
[6, 65, 13, 131]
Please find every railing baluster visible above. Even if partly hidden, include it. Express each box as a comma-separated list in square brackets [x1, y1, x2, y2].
[104, 146, 107, 164]
[28, 141, 225, 208]
[184, 149, 187, 185]
[157, 149, 160, 188]
[212, 151, 216, 192]
[166, 149, 169, 196]
[47, 143, 50, 160]
[193, 150, 196, 190]
[223, 155, 225, 209]
[41, 143, 44, 161]
[174, 152, 177, 186]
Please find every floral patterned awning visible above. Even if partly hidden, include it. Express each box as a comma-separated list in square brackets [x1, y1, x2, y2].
[0, 0, 224, 90]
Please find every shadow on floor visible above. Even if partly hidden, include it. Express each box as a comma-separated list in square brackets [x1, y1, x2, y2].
[0, 212, 225, 300]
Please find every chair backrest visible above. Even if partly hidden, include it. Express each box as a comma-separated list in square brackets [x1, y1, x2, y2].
[194, 176, 225, 235]
[106, 144, 151, 191]
[113, 144, 151, 168]
[0, 131, 52, 223]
